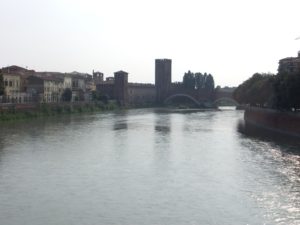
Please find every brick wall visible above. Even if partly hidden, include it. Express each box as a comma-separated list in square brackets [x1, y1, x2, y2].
[244, 107, 300, 137]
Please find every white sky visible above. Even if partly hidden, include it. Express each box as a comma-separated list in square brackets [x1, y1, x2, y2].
[1, 0, 300, 86]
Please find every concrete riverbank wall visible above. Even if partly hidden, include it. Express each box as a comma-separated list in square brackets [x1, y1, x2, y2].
[244, 107, 300, 138]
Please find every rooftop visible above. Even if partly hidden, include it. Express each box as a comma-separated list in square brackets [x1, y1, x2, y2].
[114, 70, 128, 75]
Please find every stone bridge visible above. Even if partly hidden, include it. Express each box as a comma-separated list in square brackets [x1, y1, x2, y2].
[155, 58, 238, 107]
[163, 88, 237, 106]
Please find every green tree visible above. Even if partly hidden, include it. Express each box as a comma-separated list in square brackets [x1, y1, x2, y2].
[204, 74, 215, 92]
[91, 91, 99, 101]
[183, 70, 195, 90]
[195, 73, 204, 89]
[78, 89, 85, 101]
[233, 73, 275, 106]
[273, 72, 300, 110]
[92, 91, 109, 104]
[183, 71, 215, 92]
[0, 70, 4, 96]
[62, 88, 72, 102]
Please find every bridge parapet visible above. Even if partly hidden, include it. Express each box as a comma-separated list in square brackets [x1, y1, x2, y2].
[163, 88, 237, 106]
[213, 90, 234, 100]
[167, 88, 213, 101]
[213, 90, 238, 105]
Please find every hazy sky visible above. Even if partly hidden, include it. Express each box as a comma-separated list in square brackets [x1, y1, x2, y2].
[1, 0, 300, 86]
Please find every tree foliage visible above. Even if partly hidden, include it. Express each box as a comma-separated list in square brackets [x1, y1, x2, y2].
[273, 72, 300, 110]
[62, 88, 72, 102]
[204, 74, 215, 92]
[78, 89, 85, 101]
[92, 91, 109, 104]
[183, 71, 195, 89]
[183, 71, 215, 91]
[0, 70, 4, 96]
[234, 71, 300, 110]
[195, 73, 205, 89]
[233, 73, 275, 106]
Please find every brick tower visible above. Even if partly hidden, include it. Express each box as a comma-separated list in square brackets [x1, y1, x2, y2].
[155, 59, 172, 104]
[114, 70, 128, 106]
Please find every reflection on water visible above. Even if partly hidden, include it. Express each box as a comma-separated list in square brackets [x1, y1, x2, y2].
[113, 120, 128, 131]
[113, 111, 129, 131]
[237, 119, 300, 225]
[0, 108, 299, 225]
[155, 113, 171, 133]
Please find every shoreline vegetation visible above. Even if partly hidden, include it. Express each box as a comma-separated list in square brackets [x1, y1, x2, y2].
[0, 101, 224, 123]
[0, 101, 119, 122]
[232, 55, 300, 138]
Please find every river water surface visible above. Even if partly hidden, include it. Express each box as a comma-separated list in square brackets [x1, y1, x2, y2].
[0, 108, 299, 225]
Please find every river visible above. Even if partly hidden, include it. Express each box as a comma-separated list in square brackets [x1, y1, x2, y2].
[0, 108, 299, 225]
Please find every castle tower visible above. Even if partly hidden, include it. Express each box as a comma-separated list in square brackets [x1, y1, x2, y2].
[114, 70, 128, 106]
[155, 59, 172, 104]
[92, 70, 104, 84]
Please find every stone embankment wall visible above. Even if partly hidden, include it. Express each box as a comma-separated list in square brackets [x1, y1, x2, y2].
[244, 107, 300, 138]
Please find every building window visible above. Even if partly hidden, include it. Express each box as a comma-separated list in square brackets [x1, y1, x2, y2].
[4, 80, 8, 86]
[9, 81, 12, 87]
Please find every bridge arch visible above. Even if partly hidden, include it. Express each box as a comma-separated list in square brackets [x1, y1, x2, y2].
[164, 94, 202, 106]
[213, 97, 239, 106]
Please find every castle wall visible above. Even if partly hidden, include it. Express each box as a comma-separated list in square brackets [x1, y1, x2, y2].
[96, 83, 114, 99]
[128, 84, 156, 106]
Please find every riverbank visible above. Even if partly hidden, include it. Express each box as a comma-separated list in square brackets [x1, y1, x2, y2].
[0, 101, 231, 122]
[0, 101, 119, 122]
[244, 106, 300, 138]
